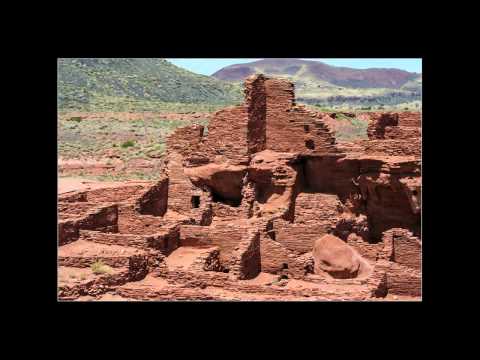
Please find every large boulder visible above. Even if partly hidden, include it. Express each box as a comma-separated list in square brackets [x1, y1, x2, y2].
[313, 234, 370, 279]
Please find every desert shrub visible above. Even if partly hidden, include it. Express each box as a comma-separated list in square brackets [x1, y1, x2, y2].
[90, 260, 112, 274]
[121, 140, 135, 148]
[68, 116, 83, 122]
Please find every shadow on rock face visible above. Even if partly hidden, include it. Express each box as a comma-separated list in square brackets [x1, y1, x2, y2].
[185, 163, 247, 202]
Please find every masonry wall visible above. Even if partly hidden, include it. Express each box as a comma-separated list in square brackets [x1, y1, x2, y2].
[383, 126, 421, 140]
[166, 152, 202, 214]
[179, 220, 249, 267]
[135, 177, 168, 216]
[397, 112, 421, 128]
[245, 74, 267, 154]
[361, 139, 421, 157]
[117, 203, 171, 235]
[199, 106, 250, 166]
[346, 234, 382, 261]
[384, 228, 421, 270]
[365, 112, 421, 156]
[58, 203, 118, 245]
[166, 125, 205, 163]
[83, 184, 150, 203]
[272, 193, 343, 254]
[263, 78, 339, 155]
[229, 231, 261, 280]
[377, 228, 422, 296]
[367, 113, 399, 139]
[259, 234, 292, 274]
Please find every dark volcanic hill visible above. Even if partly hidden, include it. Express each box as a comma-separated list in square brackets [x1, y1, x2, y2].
[212, 58, 419, 89]
[58, 58, 242, 110]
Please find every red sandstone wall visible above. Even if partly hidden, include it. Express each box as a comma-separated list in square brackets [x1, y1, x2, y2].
[383, 228, 421, 270]
[58, 202, 102, 217]
[385, 263, 421, 296]
[259, 234, 292, 274]
[272, 193, 343, 254]
[165, 152, 202, 214]
[245, 74, 267, 154]
[179, 220, 248, 267]
[135, 178, 168, 216]
[384, 126, 421, 140]
[264, 78, 338, 155]
[346, 234, 382, 261]
[361, 139, 421, 157]
[58, 203, 118, 245]
[84, 185, 150, 203]
[397, 112, 421, 128]
[166, 125, 205, 162]
[117, 204, 169, 235]
[367, 113, 399, 140]
[229, 231, 261, 280]
[364, 112, 421, 157]
[200, 106, 250, 166]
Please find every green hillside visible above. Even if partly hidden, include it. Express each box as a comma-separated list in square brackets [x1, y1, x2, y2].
[58, 58, 243, 112]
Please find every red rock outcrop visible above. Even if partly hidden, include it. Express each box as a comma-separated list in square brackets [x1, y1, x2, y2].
[58, 74, 422, 301]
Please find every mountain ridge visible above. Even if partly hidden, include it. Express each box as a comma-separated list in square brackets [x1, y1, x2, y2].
[212, 58, 420, 89]
[212, 58, 421, 108]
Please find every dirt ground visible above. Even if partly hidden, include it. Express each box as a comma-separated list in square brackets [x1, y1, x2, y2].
[58, 111, 210, 180]
[58, 177, 151, 194]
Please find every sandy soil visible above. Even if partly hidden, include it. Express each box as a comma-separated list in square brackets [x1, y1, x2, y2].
[165, 247, 217, 270]
[58, 239, 144, 258]
[118, 275, 169, 290]
[58, 176, 151, 194]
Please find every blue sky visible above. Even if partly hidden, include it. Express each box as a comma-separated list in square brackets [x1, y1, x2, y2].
[167, 58, 422, 76]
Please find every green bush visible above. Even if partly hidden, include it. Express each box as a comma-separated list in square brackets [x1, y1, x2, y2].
[121, 140, 135, 148]
[68, 116, 83, 122]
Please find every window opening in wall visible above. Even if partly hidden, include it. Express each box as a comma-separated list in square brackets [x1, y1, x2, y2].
[191, 195, 200, 208]
[412, 190, 418, 196]
[305, 139, 315, 149]
[304, 124, 310, 132]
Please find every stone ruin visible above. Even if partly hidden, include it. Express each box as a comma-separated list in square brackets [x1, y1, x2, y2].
[58, 74, 422, 301]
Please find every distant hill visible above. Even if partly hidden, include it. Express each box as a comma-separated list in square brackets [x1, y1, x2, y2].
[212, 58, 422, 109]
[58, 58, 242, 111]
[213, 58, 419, 88]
